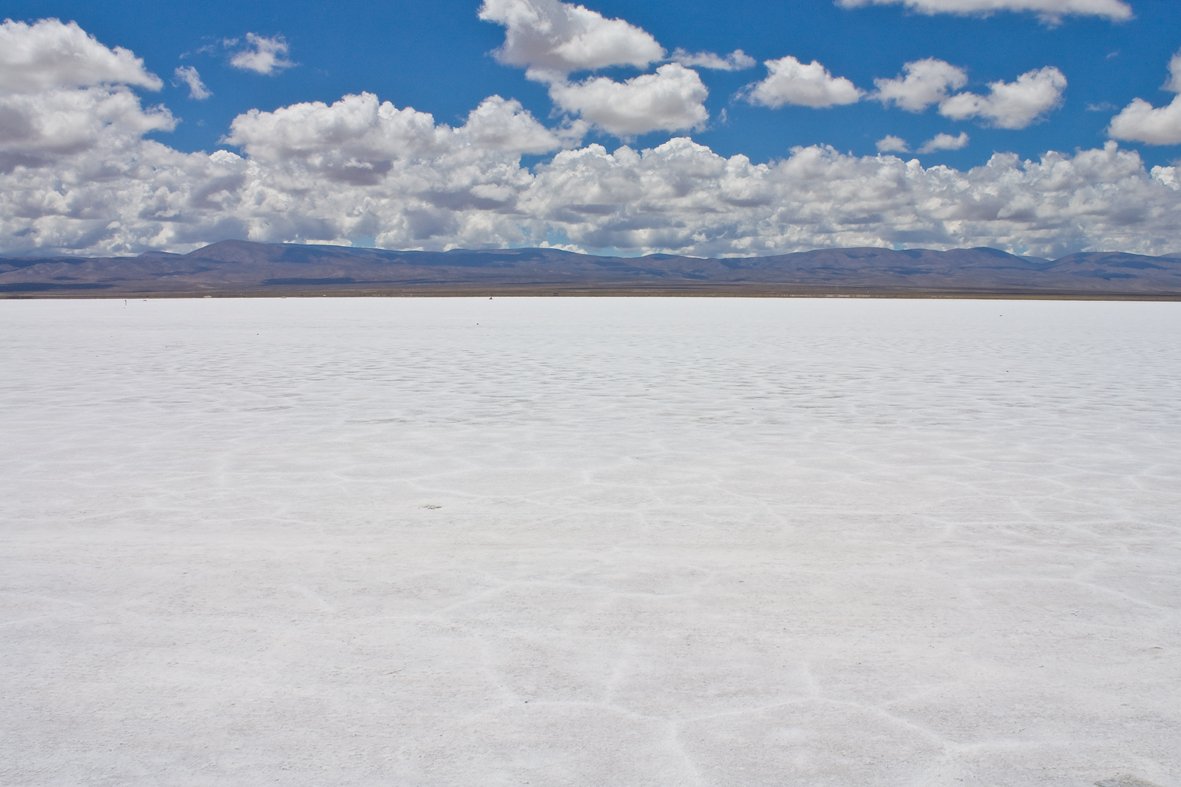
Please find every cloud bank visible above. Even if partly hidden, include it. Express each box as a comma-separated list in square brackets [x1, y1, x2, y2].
[5, 86, 1178, 259]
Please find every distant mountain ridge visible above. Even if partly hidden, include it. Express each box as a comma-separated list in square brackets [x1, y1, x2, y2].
[3, 239, 1181, 297]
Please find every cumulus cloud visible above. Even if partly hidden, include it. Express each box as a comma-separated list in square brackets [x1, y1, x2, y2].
[0, 18, 161, 93]
[0, 87, 174, 167]
[874, 58, 967, 111]
[476, 0, 706, 137]
[834, 0, 1132, 22]
[547, 63, 708, 136]
[463, 94, 586, 151]
[938, 66, 1066, 128]
[745, 56, 863, 109]
[228, 33, 294, 75]
[174, 66, 212, 100]
[1, 86, 577, 253]
[874, 60, 1065, 130]
[918, 131, 969, 152]
[478, 0, 663, 78]
[225, 92, 571, 184]
[671, 48, 756, 71]
[1108, 51, 1181, 145]
[1108, 99, 1181, 145]
[226, 93, 443, 168]
[0, 18, 172, 173]
[876, 135, 910, 153]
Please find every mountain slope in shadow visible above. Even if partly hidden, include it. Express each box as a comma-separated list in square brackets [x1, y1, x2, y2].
[4, 240, 1181, 297]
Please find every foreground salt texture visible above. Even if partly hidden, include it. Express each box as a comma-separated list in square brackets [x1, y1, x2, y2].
[2, 297, 1179, 786]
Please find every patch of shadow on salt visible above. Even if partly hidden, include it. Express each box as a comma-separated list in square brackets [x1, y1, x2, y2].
[1096, 775, 1164, 787]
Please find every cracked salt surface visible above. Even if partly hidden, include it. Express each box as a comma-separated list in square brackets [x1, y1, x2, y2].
[1, 297, 1179, 786]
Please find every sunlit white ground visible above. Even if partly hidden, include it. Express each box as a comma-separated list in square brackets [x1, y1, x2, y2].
[2, 297, 1180, 786]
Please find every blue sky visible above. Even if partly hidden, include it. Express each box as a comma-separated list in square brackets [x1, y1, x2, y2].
[2, 0, 1180, 257]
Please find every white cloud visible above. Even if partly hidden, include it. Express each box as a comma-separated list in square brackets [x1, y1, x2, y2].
[174, 66, 212, 100]
[671, 48, 756, 71]
[547, 63, 708, 136]
[938, 66, 1066, 129]
[478, 0, 663, 78]
[0, 87, 575, 253]
[226, 93, 444, 166]
[0, 19, 172, 174]
[834, 0, 1132, 22]
[0, 87, 174, 168]
[874, 60, 1066, 130]
[874, 58, 967, 111]
[918, 131, 969, 152]
[0, 18, 161, 93]
[745, 56, 863, 109]
[520, 139, 1181, 258]
[228, 33, 294, 76]
[225, 92, 570, 184]
[1108, 99, 1181, 145]
[1108, 50, 1181, 145]
[876, 135, 910, 153]
[462, 94, 585, 152]
[1168, 52, 1181, 94]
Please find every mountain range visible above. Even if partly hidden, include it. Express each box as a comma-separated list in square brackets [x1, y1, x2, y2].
[3, 240, 1181, 298]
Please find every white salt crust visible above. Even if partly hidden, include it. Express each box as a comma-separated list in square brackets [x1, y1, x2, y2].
[1, 297, 1179, 785]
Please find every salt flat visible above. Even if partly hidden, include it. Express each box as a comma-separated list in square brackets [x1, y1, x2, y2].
[1, 297, 1179, 786]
